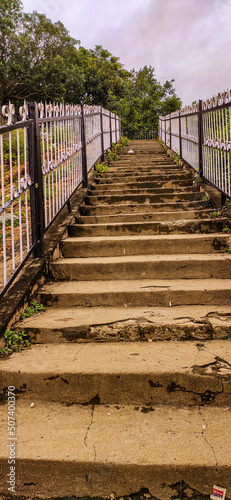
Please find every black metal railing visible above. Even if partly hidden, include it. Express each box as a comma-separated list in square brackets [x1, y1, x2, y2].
[0, 100, 121, 299]
[159, 90, 231, 200]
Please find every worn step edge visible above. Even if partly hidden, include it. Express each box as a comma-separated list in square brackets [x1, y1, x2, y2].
[1, 341, 231, 406]
[74, 210, 214, 224]
[17, 304, 231, 343]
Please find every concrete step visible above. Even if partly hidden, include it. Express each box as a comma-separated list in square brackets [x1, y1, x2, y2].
[68, 218, 230, 237]
[80, 200, 207, 215]
[1, 400, 230, 499]
[85, 192, 202, 206]
[49, 254, 231, 281]
[75, 209, 213, 224]
[93, 179, 194, 189]
[97, 172, 191, 180]
[18, 305, 231, 343]
[88, 187, 199, 197]
[61, 234, 231, 258]
[39, 278, 231, 307]
[95, 172, 188, 182]
[1, 341, 231, 405]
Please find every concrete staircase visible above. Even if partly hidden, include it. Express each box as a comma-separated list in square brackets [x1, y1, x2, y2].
[1, 140, 231, 500]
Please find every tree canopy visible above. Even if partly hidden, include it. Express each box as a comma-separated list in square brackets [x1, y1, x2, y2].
[0, 0, 181, 135]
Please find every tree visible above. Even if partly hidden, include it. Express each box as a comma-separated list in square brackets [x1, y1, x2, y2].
[107, 66, 181, 136]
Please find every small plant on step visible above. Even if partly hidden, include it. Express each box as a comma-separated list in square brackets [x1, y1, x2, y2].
[172, 150, 180, 164]
[209, 211, 221, 219]
[196, 177, 203, 184]
[224, 246, 231, 253]
[20, 300, 46, 319]
[118, 135, 130, 147]
[95, 163, 109, 174]
[202, 191, 209, 201]
[222, 227, 230, 232]
[0, 329, 30, 356]
[107, 150, 119, 162]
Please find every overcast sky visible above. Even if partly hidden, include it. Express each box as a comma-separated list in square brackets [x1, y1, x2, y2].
[21, 0, 231, 105]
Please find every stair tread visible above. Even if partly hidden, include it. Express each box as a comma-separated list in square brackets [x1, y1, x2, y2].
[0, 401, 230, 466]
[18, 304, 231, 329]
[51, 254, 231, 265]
[41, 278, 231, 293]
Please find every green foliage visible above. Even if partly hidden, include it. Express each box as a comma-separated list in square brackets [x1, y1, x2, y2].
[95, 163, 109, 174]
[224, 246, 231, 253]
[202, 192, 209, 201]
[107, 151, 119, 162]
[0, 329, 30, 355]
[20, 300, 46, 319]
[222, 227, 230, 232]
[209, 211, 221, 219]
[118, 136, 130, 147]
[0, 2, 181, 136]
[196, 177, 203, 184]
[172, 151, 181, 164]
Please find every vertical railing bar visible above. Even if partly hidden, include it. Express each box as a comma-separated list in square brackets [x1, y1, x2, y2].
[1, 133, 7, 285]
[17, 129, 23, 262]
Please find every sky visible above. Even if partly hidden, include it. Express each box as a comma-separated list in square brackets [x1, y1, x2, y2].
[21, 0, 231, 105]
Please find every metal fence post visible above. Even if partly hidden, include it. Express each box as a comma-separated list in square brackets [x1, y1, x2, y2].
[109, 112, 112, 148]
[27, 102, 44, 258]
[164, 118, 166, 144]
[198, 99, 204, 177]
[100, 106, 104, 161]
[179, 110, 182, 158]
[169, 116, 172, 150]
[81, 105, 88, 188]
[115, 115, 117, 143]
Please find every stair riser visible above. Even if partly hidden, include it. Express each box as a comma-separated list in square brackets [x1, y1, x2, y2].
[1, 371, 229, 406]
[20, 322, 231, 344]
[68, 220, 229, 237]
[61, 235, 230, 258]
[96, 172, 191, 180]
[80, 201, 207, 215]
[49, 260, 231, 281]
[89, 187, 199, 196]
[85, 193, 201, 205]
[75, 211, 211, 224]
[1, 458, 230, 500]
[94, 181, 194, 190]
[39, 289, 231, 308]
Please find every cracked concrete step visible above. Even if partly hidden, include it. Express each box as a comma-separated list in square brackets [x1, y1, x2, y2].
[1, 342, 231, 406]
[75, 209, 213, 224]
[68, 218, 230, 237]
[61, 234, 231, 258]
[80, 200, 207, 215]
[96, 172, 191, 180]
[0, 403, 230, 500]
[85, 192, 202, 205]
[38, 279, 231, 307]
[93, 179, 194, 190]
[49, 254, 231, 281]
[95, 172, 188, 182]
[88, 187, 200, 197]
[18, 305, 231, 343]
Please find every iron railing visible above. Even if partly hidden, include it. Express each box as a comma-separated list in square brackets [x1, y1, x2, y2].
[159, 90, 231, 200]
[0, 101, 121, 298]
[128, 131, 157, 141]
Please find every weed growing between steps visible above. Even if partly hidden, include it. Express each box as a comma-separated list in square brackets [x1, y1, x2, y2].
[0, 300, 45, 356]
[95, 136, 130, 175]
